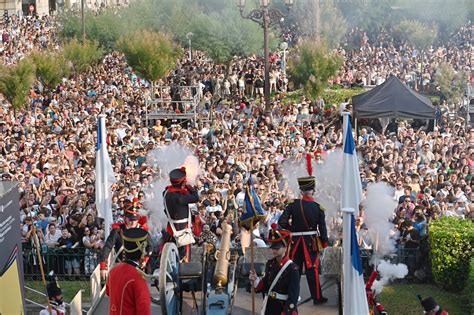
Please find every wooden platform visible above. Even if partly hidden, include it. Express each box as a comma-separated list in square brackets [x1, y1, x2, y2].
[92, 275, 339, 315]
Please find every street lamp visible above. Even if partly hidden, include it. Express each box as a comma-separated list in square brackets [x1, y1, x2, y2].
[186, 32, 193, 62]
[237, 0, 294, 111]
[280, 41, 288, 74]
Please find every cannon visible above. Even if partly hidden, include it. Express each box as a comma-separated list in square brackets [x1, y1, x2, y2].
[154, 223, 239, 315]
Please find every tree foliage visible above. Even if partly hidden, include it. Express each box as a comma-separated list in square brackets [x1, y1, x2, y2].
[30, 51, 70, 90]
[393, 19, 437, 50]
[293, 0, 347, 48]
[435, 62, 469, 105]
[58, 0, 268, 62]
[0, 59, 36, 110]
[63, 39, 104, 73]
[287, 41, 342, 99]
[116, 31, 181, 83]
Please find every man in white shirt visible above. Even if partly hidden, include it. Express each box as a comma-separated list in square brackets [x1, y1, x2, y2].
[45, 223, 61, 247]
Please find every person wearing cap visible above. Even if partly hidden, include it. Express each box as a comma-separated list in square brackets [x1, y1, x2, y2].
[420, 296, 449, 315]
[106, 228, 151, 315]
[163, 167, 199, 261]
[99, 198, 148, 280]
[249, 227, 299, 315]
[278, 172, 329, 305]
[40, 273, 65, 315]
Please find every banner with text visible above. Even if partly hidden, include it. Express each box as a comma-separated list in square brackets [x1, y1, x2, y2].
[0, 182, 24, 315]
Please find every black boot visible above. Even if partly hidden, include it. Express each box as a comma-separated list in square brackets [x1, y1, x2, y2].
[313, 297, 328, 305]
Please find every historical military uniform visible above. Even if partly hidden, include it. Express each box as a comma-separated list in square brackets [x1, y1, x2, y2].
[253, 228, 300, 315]
[99, 199, 148, 273]
[106, 228, 151, 315]
[421, 297, 449, 315]
[278, 175, 329, 304]
[163, 167, 199, 261]
[39, 275, 65, 315]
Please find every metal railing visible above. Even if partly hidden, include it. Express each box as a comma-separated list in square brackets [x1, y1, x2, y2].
[23, 245, 423, 280]
[23, 247, 100, 280]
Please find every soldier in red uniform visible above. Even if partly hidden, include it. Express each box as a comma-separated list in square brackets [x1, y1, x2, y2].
[163, 167, 199, 261]
[249, 227, 300, 315]
[99, 198, 148, 279]
[106, 228, 151, 315]
[421, 297, 449, 315]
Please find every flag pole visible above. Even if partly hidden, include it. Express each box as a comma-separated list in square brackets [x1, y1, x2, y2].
[342, 207, 354, 315]
[32, 226, 51, 311]
[98, 114, 111, 238]
[250, 220, 255, 315]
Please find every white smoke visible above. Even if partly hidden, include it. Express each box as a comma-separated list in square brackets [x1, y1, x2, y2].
[371, 260, 408, 295]
[144, 142, 200, 232]
[280, 149, 345, 238]
[363, 182, 398, 257]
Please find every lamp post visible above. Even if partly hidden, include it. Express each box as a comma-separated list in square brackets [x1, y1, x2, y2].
[237, 0, 294, 111]
[186, 32, 193, 62]
[280, 41, 288, 74]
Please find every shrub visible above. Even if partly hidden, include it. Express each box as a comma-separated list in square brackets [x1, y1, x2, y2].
[429, 217, 474, 291]
[63, 39, 104, 74]
[0, 59, 36, 111]
[467, 258, 474, 314]
[116, 31, 181, 83]
[30, 51, 70, 90]
[287, 41, 342, 99]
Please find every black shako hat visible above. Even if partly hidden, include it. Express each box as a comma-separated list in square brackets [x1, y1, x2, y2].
[122, 228, 148, 260]
[421, 297, 439, 313]
[46, 277, 62, 297]
[169, 167, 186, 186]
[268, 225, 291, 249]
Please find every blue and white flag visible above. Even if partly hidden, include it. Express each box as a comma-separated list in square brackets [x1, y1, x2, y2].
[341, 115, 369, 315]
[95, 116, 116, 238]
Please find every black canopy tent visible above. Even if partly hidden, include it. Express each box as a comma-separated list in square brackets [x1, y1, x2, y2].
[352, 76, 435, 119]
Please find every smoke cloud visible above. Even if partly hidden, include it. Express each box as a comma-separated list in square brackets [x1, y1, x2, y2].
[363, 182, 398, 257]
[144, 142, 200, 231]
[371, 260, 408, 295]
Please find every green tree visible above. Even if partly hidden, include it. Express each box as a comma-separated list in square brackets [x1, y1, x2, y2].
[393, 19, 437, 50]
[30, 52, 70, 90]
[0, 59, 36, 111]
[63, 39, 104, 73]
[293, 0, 347, 47]
[435, 62, 469, 106]
[116, 30, 181, 83]
[287, 41, 342, 99]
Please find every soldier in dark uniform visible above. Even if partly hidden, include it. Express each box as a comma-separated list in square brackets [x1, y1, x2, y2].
[106, 228, 151, 315]
[99, 199, 148, 279]
[163, 167, 199, 261]
[249, 227, 300, 315]
[39, 274, 65, 315]
[278, 175, 329, 305]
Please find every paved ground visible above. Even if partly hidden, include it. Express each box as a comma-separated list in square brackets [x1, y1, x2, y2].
[93, 275, 340, 314]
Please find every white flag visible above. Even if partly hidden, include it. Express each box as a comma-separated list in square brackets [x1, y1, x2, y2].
[95, 116, 116, 238]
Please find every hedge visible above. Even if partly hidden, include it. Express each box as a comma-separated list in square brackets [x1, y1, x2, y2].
[467, 258, 474, 314]
[280, 87, 364, 109]
[429, 217, 474, 291]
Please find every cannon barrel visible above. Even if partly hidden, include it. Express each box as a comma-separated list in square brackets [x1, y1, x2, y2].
[213, 223, 231, 290]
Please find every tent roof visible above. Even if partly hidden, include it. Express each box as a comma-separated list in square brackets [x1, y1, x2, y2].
[352, 76, 435, 119]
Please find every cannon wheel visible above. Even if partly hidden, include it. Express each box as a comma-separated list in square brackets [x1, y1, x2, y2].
[159, 242, 181, 315]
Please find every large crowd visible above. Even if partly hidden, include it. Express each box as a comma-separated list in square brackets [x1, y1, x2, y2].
[0, 14, 472, 278]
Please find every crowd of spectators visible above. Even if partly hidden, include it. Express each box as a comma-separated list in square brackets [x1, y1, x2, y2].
[0, 15, 471, 278]
[336, 25, 472, 92]
[0, 15, 57, 66]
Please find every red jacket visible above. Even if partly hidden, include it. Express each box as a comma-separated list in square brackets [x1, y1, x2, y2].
[106, 262, 151, 315]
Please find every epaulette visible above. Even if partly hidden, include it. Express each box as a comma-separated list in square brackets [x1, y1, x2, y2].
[287, 199, 294, 205]
[320, 205, 326, 212]
[112, 222, 125, 230]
